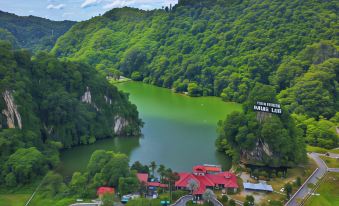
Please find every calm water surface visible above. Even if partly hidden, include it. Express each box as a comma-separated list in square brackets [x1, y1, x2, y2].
[60, 82, 242, 176]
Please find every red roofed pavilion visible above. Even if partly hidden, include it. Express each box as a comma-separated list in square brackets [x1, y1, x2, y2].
[137, 173, 148, 183]
[175, 165, 238, 195]
[137, 173, 168, 188]
[136, 173, 168, 197]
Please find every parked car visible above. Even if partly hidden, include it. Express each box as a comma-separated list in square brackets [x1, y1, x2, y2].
[121, 195, 132, 204]
[121, 194, 140, 203]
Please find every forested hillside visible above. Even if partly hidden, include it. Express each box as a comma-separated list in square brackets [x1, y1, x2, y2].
[0, 41, 142, 185]
[0, 11, 75, 52]
[52, 0, 338, 149]
[53, 0, 337, 99]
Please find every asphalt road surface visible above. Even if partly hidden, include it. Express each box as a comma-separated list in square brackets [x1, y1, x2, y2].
[285, 153, 327, 206]
[171, 195, 239, 206]
[171, 195, 193, 206]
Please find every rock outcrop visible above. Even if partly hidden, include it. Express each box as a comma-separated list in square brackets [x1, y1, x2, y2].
[81, 87, 133, 136]
[240, 139, 273, 164]
[104, 95, 112, 105]
[81, 86, 92, 104]
[80, 87, 137, 136]
[2, 90, 22, 129]
[113, 116, 129, 135]
[81, 87, 99, 111]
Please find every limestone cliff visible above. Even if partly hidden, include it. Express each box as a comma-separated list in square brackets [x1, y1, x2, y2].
[1, 90, 22, 129]
[81, 86, 92, 104]
[240, 139, 273, 165]
[114, 116, 129, 135]
[81, 87, 100, 111]
[81, 87, 136, 136]
[0, 43, 143, 149]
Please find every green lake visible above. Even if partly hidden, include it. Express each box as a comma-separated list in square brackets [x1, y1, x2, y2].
[60, 82, 242, 176]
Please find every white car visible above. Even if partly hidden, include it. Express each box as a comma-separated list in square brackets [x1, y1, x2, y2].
[280, 188, 285, 192]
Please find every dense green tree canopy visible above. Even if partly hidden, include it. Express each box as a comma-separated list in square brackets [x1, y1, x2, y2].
[51, 2, 338, 149]
[0, 41, 142, 148]
[5, 147, 45, 184]
[275, 41, 339, 119]
[0, 11, 75, 52]
[216, 84, 306, 167]
[0, 0, 338, 191]
[69, 150, 140, 197]
[52, 0, 337, 104]
[0, 41, 142, 186]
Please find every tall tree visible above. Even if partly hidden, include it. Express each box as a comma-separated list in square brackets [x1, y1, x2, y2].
[187, 179, 199, 195]
[202, 189, 215, 203]
[149, 161, 157, 177]
[157, 164, 166, 181]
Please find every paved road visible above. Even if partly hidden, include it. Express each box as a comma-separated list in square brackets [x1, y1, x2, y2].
[285, 153, 327, 206]
[171, 195, 193, 206]
[171, 195, 242, 206]
[328, 168, 339, 172]
[328, 152, 339, 158]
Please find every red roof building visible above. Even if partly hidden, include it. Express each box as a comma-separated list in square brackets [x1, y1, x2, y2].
[137, 173, 168, 188]
[97, 187, 115, 197]
[175, 165, 238, 195]
[137, 173, 148, 184]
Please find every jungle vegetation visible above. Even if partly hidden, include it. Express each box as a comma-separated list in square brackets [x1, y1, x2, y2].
[0, 10, 75, 52]
[0, 0, 338, 188]
[0, 41, 142, 187]
[51, 0, 338, 150]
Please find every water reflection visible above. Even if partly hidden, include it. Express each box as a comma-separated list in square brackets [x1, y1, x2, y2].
[60, 82, 240, 176]
[59, 137, 140, 176]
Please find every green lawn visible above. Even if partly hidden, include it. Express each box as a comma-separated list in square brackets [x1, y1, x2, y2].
[305, 172, 339, 206]
[306, 145, 329, 154]
[29, 195, 76, 206]
[306, 145, 339, 155]
[320, 156, 339, 168]
[329, 148, 339, 154]
[0, 194, 30, 206]
[0, 179, 77, 206]
[0, 180, 40, 206]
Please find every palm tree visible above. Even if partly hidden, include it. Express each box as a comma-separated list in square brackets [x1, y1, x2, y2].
[202, 189, 215, 203]
[165, 169, 180, 202]
[157, 164, 166, 181]
[149, 161, 157, 177]
[187, 179, 199, 195]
